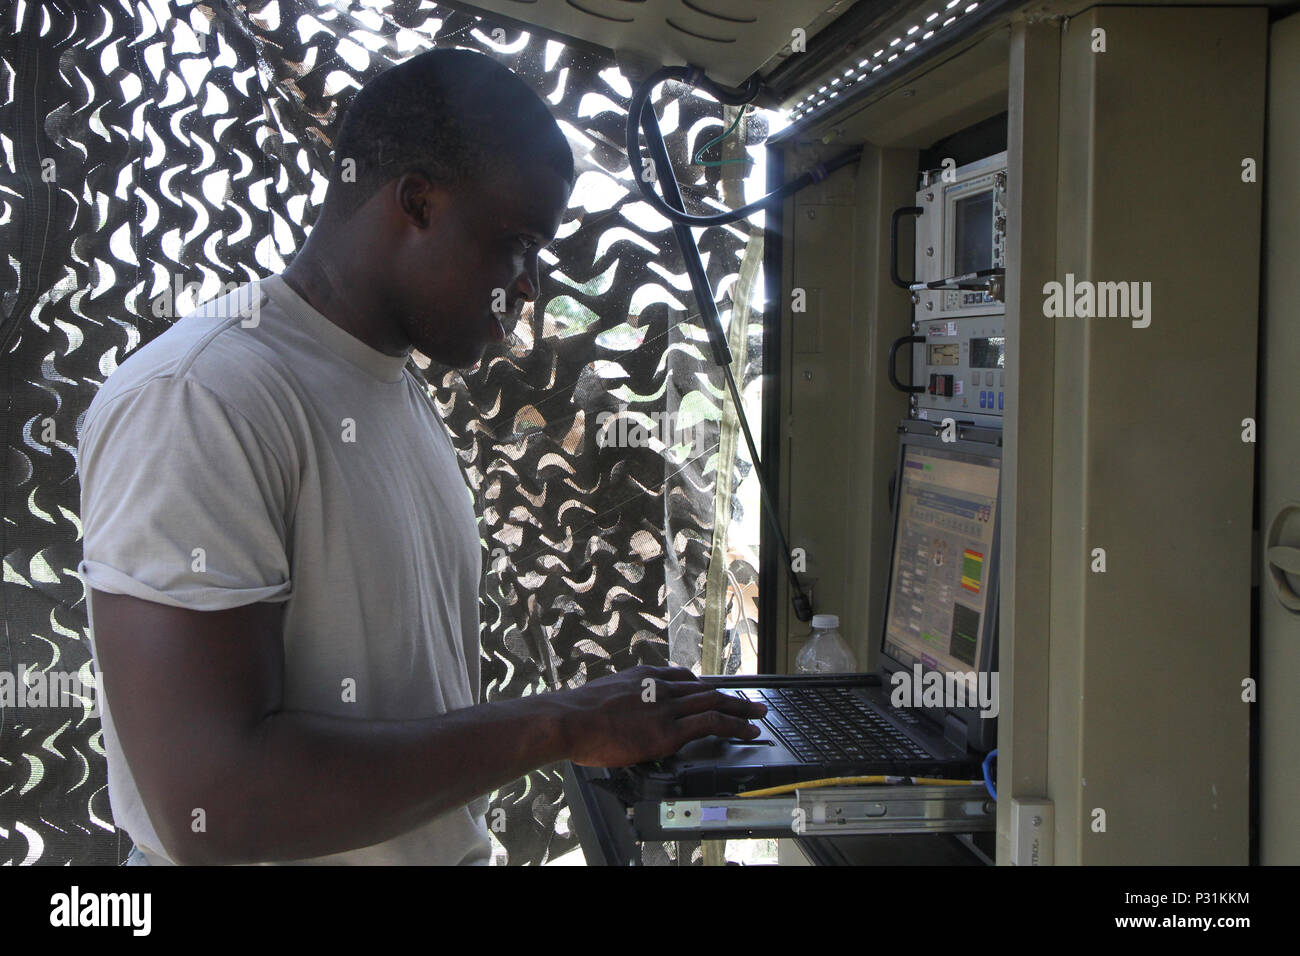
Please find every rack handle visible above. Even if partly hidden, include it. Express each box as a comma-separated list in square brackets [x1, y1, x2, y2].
[890, 205, 924, 290]
[888, 334, 927, 394]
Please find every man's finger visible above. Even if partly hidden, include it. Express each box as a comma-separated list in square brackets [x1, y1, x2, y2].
[655, 678, 740, 699]
[646, 665, 700, 683]
[673, 711, 761, 746]
[669, 687, 767, 719]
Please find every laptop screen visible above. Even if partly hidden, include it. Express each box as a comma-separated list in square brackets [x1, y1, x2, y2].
[881, 439, 1001, 678]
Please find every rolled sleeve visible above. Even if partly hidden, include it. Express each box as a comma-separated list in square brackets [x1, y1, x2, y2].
[78, 376, 293, 611]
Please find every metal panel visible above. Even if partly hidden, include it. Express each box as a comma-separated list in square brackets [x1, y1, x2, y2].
[1260, 10, 1300, 866]
[1049, 6, 1264, 864]
[995, 17, 1059, 865]
[769, 140, 914, 672]
[440, 0, 848, 86]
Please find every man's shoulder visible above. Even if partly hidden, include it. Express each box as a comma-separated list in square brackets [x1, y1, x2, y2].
[85, 280, 298, 436]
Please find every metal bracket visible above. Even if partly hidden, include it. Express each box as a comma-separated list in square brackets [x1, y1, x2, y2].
[643, 784, 994, 839]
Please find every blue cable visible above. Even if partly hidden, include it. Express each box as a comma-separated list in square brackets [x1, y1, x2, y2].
[982, 749, 998, 801]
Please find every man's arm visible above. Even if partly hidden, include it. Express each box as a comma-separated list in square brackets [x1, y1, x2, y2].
[91, 588, 765, 865]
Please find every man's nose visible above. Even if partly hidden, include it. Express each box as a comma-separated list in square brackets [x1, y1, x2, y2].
[516, 258, 540, 303]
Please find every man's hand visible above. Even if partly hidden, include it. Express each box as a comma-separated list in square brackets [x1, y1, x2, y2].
[552, 664, 768, 767]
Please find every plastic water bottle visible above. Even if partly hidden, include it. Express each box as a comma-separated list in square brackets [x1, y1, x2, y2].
[795, 614, 858, 673]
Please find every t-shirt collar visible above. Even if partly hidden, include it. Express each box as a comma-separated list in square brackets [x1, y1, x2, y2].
[263, 273, 411, 384]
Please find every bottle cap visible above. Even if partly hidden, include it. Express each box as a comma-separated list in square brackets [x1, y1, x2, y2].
[810, 613, 840, 630]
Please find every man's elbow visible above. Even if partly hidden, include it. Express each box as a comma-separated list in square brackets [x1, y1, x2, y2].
[158, 833, 221, 867]
[147, 783, 260, 866]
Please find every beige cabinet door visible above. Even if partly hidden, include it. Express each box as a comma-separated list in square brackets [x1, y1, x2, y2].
[1260, 11, 1300, 866]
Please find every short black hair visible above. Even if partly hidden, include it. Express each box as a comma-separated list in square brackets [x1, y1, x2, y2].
[326, 48, 574, 219]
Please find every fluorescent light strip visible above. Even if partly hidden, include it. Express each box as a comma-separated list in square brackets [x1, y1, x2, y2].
[785, 0, 984, 124]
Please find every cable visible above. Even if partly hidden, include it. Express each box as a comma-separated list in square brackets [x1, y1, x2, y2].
[694, 105, 751, 167]
[627, 67, 814, 623]
[982, 748, 998, 801]
[624, 65, 863, 228]
[726, 566, 757, 663]
[737, 776, 984, 798]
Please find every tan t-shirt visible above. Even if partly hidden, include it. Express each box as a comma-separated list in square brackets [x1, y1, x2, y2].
[77, 275, 490, 865]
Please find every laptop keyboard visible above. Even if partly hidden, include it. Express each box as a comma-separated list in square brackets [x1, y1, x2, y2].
[733, 687, 932, 763]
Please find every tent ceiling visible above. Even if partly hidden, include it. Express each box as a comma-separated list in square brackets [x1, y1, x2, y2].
[440, 0, 856, 87]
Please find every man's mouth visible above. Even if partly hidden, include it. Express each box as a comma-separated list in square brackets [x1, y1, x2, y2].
[490, 301, 526, 341]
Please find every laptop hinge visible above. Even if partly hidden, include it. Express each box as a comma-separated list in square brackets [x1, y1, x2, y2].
[943, 713, 970, 752]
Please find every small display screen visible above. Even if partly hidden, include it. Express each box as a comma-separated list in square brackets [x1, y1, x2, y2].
[929, 344, 960, 366]
[953, 190, 994, 275]
[970, 336, 1005, 369]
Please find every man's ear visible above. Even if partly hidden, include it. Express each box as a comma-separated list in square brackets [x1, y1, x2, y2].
[392, 172, 451, 230]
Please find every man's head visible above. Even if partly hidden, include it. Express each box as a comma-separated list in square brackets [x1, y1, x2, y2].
[315, 48, 574, 368]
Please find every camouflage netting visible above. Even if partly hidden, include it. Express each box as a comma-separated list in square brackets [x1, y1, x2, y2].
[0, 0, 763, 865]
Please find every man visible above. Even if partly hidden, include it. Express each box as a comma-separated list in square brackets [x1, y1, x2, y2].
[77, 48, 765, 866]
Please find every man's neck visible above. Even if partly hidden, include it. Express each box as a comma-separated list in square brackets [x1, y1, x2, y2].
[281, 237, 411, 358]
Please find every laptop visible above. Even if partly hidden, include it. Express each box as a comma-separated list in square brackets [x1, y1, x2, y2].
[621, 422, 1002, 801]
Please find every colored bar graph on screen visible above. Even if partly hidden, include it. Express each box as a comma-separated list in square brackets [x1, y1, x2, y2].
[961, 548, 984, 593]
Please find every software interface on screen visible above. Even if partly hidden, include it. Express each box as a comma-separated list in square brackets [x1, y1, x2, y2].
[883, 444, 1001, 676]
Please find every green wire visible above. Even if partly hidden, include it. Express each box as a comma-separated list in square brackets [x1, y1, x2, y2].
[694, 106, 751, 167]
